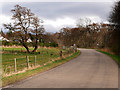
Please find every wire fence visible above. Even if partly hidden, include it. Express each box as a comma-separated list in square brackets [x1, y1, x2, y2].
[2, 48, 76, 76]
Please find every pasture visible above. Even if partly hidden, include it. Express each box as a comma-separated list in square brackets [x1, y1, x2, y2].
[2, 47, 73, 75]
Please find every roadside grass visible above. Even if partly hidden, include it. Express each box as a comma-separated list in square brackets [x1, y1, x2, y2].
[96, 50, 120, 65]
[2, 50, 80, 87]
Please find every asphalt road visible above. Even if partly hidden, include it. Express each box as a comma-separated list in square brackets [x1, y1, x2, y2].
[6, 49, 118, 88]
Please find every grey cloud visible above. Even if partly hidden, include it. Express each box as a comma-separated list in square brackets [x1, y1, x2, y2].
[2, 2, 115, 32]
[2, 2, 114, 20]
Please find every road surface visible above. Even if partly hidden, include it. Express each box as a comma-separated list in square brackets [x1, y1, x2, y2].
[6, 49, 118, 88]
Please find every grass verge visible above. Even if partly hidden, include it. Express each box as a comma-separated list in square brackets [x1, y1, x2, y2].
[96, 50, 120, 65]
[2, 50, 80, 87]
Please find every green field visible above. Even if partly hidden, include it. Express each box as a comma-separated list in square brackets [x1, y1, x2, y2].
[2, 47, 73, 75]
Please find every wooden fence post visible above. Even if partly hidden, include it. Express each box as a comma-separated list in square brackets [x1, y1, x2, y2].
[4, 65, 7, 74]
[60, 51, 62, 58]
[8, 66, 11, 74]
[35, 55, 36, 66]
[21, 49, 22, 52]
[26, 56, 29, 69]
[14, 58, 17, 72]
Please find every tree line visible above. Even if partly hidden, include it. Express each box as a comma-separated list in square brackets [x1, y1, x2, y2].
[59, 23, 111, 48]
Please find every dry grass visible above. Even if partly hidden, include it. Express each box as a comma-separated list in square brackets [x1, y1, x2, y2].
[99, 48, 115, 55]
[2, 46, 24, 48]
[2, 45, 59, 49]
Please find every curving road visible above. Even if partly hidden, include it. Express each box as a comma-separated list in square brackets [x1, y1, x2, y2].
[6, 49, 118, 88]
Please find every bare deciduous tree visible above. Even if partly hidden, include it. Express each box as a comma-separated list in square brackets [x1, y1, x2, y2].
[3, 5, 44, 53]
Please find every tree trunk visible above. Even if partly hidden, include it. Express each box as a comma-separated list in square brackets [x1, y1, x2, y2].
[32, 30, 38, 52]
[32, 45, 38, 52]
[23, 43, 30, 53]
[25, 46, 30, 53]
[19, 36, 30, 53]
[32, 39, 38, 52]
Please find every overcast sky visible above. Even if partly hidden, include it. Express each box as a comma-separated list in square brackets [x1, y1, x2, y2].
[0, 1, 115, 33]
